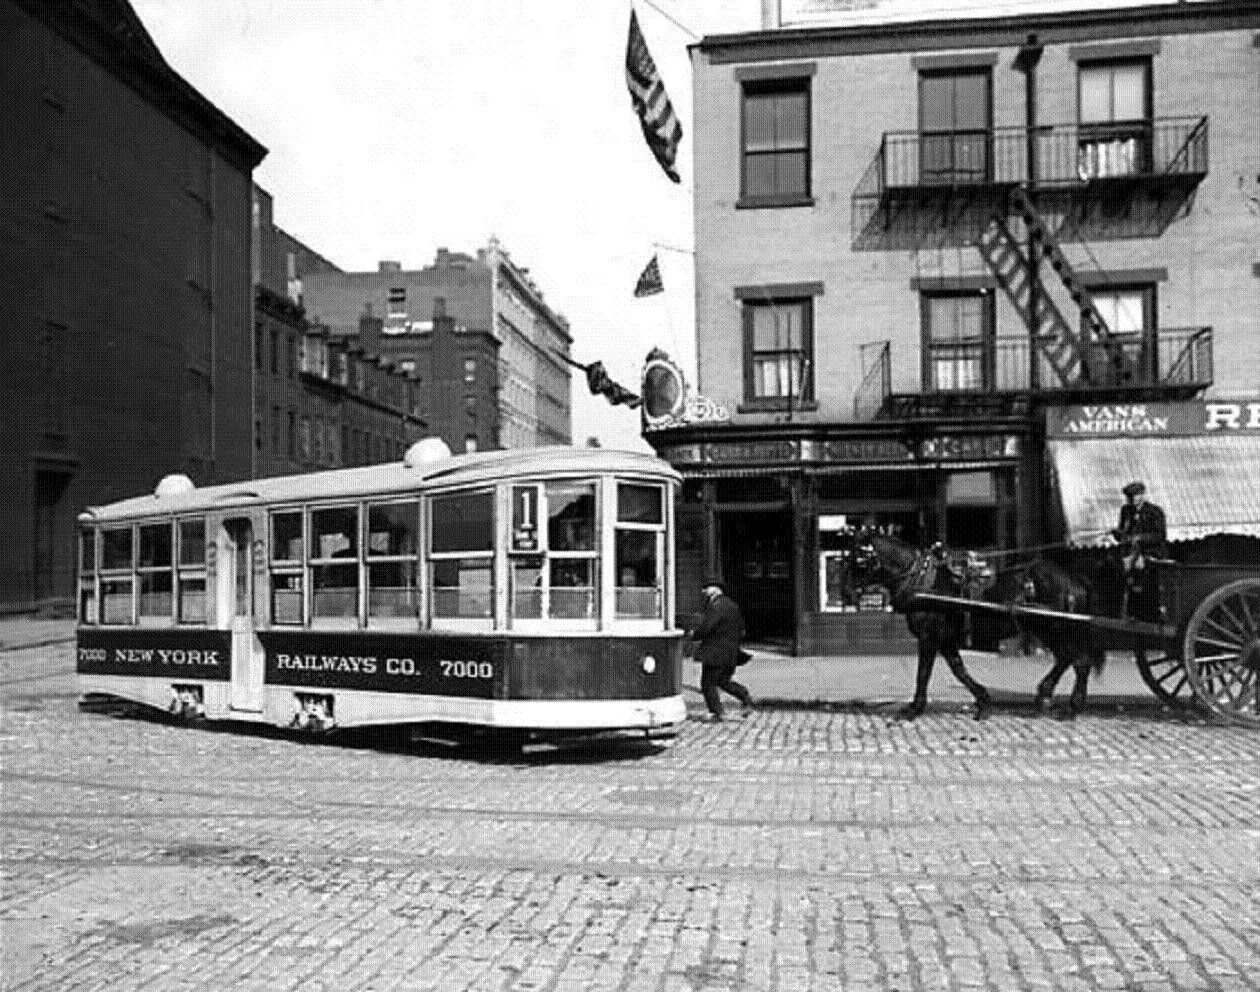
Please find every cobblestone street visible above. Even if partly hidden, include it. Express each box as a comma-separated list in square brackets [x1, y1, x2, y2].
[3, 640, 1258, 992]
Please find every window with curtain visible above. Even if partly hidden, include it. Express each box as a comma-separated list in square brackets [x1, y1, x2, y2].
[743, 299, 813, 405]
[741, 78, 810, 202]
[1078, 60, 1150, 177]
[924, 292, 990, 391]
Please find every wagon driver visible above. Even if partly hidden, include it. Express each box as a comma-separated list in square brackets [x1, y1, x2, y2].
[1111, 480, 1167, 621]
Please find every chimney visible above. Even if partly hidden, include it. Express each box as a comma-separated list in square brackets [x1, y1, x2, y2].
[432, 297, 447, 320]
[435, 248, 451, 267]
[378, 260, 401, 273]
[359, 311, 382, 351]
[761, 0, 781, 29]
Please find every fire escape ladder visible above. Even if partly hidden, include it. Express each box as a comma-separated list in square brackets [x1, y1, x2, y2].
[977, 214, 1084, 387]
[1009, 186, 1133, 384]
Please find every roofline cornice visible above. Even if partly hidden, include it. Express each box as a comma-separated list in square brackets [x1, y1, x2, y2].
[695, 1, 1259, 64]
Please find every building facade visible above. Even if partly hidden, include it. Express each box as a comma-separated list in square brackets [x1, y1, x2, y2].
[300, 239, 574, 451]
[0, 0, 265, 611]
[652, 0, 1259, 651]
[252, 188, 425, 477]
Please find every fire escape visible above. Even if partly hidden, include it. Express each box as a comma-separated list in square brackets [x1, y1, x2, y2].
[850, 43, 1212, 420]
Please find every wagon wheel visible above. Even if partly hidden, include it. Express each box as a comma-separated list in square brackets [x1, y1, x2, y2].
[1182, 578, 1260, 726]
[1133, 645, 1194, 707]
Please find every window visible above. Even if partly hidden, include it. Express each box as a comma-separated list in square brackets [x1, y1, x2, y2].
[615, 483, 665, 619]
[387, 286, 406, 311]
[1078, 60, 1150, 177]
[138, 522, 173, 621]
[465, 434, 478, 454]
[309, 506, 359, 620]
[1085, 285, 1153, 384]
[270, 329, 279, 375]
[286, 411, 296, 460]
[177, 518, 207, 623]
[509, 482, 598, 622]
[254, 321, 263, 372]
[100, 526, 134, 624]
[367, 501, 419, 620]
[78, 528, 96, 624]
[463, 358, 477, 383]
[919, 70, 991, 184]
[270, 511, 304, 624]
[430, 491, 494, 619]
[741, 78, 810, 203]
[742, 299, 813, 405]
[923, 292, 991, 391]
[287, 334, 296, 378]
[271, 405, 281, 454]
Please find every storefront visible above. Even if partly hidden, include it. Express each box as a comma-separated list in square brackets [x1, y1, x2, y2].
[655, 421, 1034, 655]
[1045, 399, 1260, 546]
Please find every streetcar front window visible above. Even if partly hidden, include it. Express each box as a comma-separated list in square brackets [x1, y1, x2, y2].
[615, 482, 666, 619]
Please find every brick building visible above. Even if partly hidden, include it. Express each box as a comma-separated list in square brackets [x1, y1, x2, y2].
[301, 240, 574, 452]
[0, 0, 265, 611]
[650, 0, 1260, 652]
[252, 187, 425, 477]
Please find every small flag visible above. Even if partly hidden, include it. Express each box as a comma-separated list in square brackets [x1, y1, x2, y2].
[625, 9, 683, 184]
[633, 254, 664, 297]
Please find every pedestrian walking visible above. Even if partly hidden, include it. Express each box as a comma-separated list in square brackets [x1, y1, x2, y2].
[688, 578, 754, 722]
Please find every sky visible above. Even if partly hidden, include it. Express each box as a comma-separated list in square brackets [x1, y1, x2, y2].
[130, 0, 761, 452]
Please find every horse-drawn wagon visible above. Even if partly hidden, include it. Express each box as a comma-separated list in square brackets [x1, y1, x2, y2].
[853, 532, 1260, 726]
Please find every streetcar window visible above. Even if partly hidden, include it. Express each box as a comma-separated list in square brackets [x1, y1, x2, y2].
[310, 506, 359, 619]
[547, 483, 595, 551]
[510, 556, 544, 619]
[549, 559, 596, 619]
[100, 578, 133, 625]
[179, 519, 205, 565]
[617, 483, 664, 525]
[101, 527, 133, 570]
[137, 523, 173, 621]
[431, 559, 493, 618]
[270, 511, 305, 625]
[615, 482, 666, 619]
[177, 519, 207, 624]
[79, 528, 97, 625]
[367, 501, 419, 619]
[271, 511, 303, 563]
[431, 492, 493, 553]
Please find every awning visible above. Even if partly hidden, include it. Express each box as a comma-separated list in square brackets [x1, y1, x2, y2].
[1048, 433, 1260, 544]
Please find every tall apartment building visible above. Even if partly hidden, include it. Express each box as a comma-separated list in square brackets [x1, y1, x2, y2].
[649, 0, 1260, 652]
[0, 0, 265, 611]
[301, 239, 574, 452]
[252, 187, 426, 477]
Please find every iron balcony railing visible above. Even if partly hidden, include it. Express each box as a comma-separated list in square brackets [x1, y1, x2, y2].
[854, 116, 1208, 199]
[923, 326, 1213, 393]
[854, 327, 1212, 419]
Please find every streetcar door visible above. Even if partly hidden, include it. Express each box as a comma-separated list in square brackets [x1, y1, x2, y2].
[220, 516, 264, 712]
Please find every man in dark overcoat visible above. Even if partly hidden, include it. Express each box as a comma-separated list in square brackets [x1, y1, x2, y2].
[1111, 480, 1168, 621]
[689, 578, 754, 722]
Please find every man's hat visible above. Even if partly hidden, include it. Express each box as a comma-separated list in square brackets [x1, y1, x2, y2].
[700, 577, 726, 593]
[1122, 481, 1146, 498]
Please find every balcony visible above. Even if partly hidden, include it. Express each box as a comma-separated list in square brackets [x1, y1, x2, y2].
[856, 327, 1212, 420]
[852, 116, 1208, 248]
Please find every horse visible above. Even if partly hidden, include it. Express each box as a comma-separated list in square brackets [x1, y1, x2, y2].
[989, 558, 1107, 720]
[852, 533, 1105, 720]
[850, 532, 992, 721]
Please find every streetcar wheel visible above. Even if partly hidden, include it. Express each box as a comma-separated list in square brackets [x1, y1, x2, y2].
[1182, 579, 1260, 726]
[1133, 646, 1193, 707]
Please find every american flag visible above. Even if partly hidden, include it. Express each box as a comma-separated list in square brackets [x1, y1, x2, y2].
[625, 10, 683, 183]
[633, 254, 664, 297]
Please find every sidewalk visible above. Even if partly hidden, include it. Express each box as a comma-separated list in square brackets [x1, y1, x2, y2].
[0, 616, 1160, 710]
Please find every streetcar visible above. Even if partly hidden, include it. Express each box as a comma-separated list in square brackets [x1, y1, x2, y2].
[75, 441, 686, 737]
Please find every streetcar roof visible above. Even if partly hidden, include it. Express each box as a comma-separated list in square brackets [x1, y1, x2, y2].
[79, 445, 680, 523]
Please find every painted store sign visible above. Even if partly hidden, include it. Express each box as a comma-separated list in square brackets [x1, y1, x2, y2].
[1046, 400, 1260, 439]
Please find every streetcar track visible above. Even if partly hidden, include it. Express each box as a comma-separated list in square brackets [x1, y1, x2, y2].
[1, 851, 1254, 889]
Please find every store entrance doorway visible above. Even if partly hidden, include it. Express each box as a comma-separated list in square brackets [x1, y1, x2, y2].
[720, 511, 795, 649]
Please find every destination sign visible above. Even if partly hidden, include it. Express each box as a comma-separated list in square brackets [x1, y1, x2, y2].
[77, 629, 232, 680]
[1046, 400, 1260, 438]
[260, 631, 504, 698]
